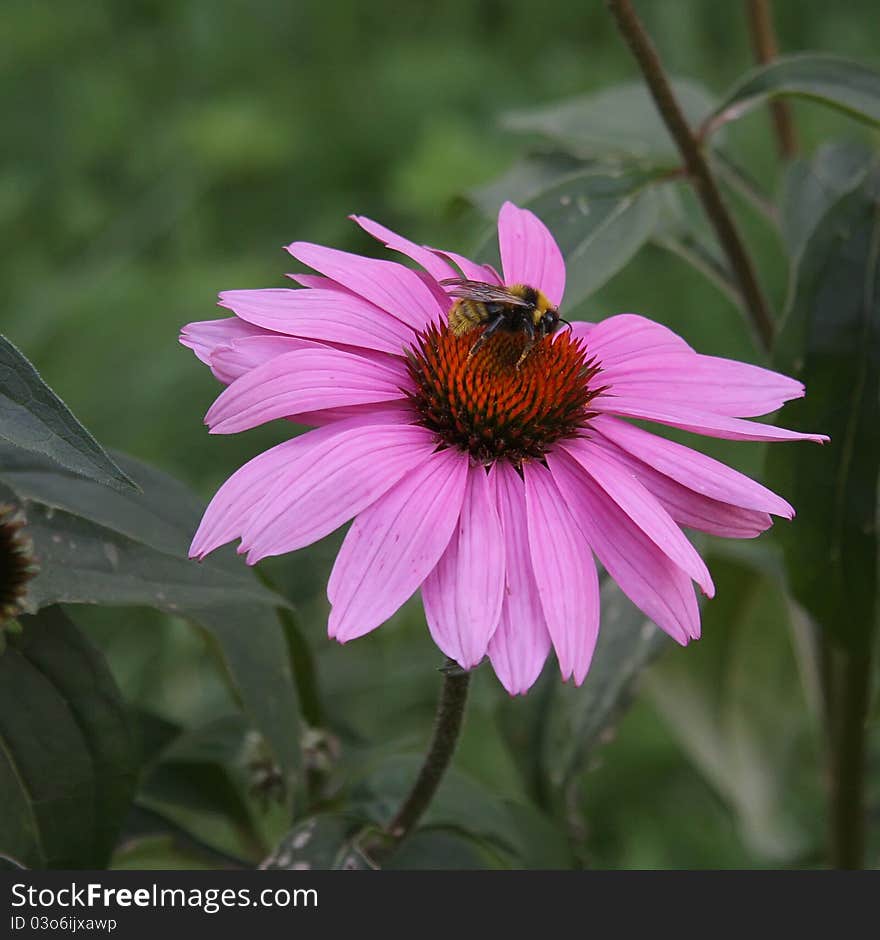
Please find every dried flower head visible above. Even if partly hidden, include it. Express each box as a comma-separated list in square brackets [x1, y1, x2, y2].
[0, 503, 38, 631]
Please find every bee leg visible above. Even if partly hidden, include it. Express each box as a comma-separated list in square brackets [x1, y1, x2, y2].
[515, 319, 536, 369]
[466, 314, 507, 361]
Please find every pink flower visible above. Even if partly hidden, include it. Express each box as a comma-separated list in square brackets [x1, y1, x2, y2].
[182, 203, 826, 695]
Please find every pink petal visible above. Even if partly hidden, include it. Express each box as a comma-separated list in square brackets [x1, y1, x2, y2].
[523, 462, 599, 685]
[286, 241, 442, 330]
[189, 411, 417, 559]
[350, 215, 456, 283]
[327, 448, 469, 642]
[190, 439, 303, 560]
[180, 317, 267, 366]
[592, 435, 773, 538]
[548, 449, 701, 644]
[415, 270, 455, 313]
[599, 352, 805, 418]
[566, 321, 595, 342]
[497, 201, 566, 306]
[487, 462, 552, 695]
[286, 274, 342, 290]
[204, 347, 410, 434]
[593, 415, 794, 517]
[560, 437, 715, 597]
[592, 396, 828, 444]
[210, 335, 319, 384]
[576, 314, 693, 369]
[219, 288, 414, 355]
[431, 249, 503, 286]
[241, 422, 437, 563]
[422, 465, 505, 669]
[291, 401, 413, 428]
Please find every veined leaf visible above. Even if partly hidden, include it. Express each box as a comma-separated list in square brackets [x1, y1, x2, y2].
[0, 444, 300, 777]
[502, 79, 717, 164]
[0, 607, 136, 868]
[707, 54, 880, 137]
[767, 163, 880, 650]
[0, 335, 136, 491]
[780, 140, 877, 265]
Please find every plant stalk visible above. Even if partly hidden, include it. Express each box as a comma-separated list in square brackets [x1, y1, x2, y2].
[365, 660, 471, 864]
[821, 637, 874, 869]
[745, 0, 798, 159]
[605, 0, 775, 351]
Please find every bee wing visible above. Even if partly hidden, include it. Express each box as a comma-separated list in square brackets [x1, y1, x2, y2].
[439, 278, 531, 307]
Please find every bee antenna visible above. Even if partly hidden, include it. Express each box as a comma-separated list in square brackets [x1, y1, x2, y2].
[559, 317, 574, 333]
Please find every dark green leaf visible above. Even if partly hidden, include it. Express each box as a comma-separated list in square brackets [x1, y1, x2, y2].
[136, 715, 268, 864]
[0, 335, 136, 491]
[138, 715, 253, 824]
[708, 55, 880, 137]
[767, 166, 880, 650]
[0, 606, 136, 868]
[384, 827, 500, 870]
[780, 140, 876, 264]
[502, 79, 717, 164]
[0, 444, 301, 777]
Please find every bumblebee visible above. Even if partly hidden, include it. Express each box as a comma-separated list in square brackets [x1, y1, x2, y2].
[443, 279, 568, 368]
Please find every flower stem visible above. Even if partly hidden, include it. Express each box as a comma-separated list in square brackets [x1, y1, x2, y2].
[366, 659, 471, 864]
[745, 0, 798, 159]
[820, 637, 873, 868]
[605, 0, 775, 351]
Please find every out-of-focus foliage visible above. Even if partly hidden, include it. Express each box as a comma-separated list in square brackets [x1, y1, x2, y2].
[2, 0, 880, 870]
[768, 151, 879, 653]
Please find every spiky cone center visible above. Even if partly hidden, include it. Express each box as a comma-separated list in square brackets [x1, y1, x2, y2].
[0, 503, 38, 629]
[407, 321, 602, 464]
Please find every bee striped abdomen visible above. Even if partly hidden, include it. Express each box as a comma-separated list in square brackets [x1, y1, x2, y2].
[448, 299, 491, 336]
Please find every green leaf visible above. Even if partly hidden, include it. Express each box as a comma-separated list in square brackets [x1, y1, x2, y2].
[767, 164, 880, 650]
[708, 54, 880, 137]
[466, 151, 589, 216]
[645, 557, 820, 861]
[135, 714, 269, 864]
[541, 579, 669, 791]
[502, 79, 717, 164]
[138, 715, 251, 828]
[0, 444, 301, 777]
[780, 140, 876, 264]
[472, 166, 661, 311]
[0, 335, 136, 492]
[0, 606, 136, 868]
[650, 185, 740, 306]
[381, 827, 498, 870]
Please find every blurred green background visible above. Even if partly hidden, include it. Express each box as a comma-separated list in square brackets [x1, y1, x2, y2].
[3, 0, 877, 868]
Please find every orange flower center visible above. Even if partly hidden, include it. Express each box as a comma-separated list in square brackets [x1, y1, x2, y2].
[406, 320, 603, 464]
